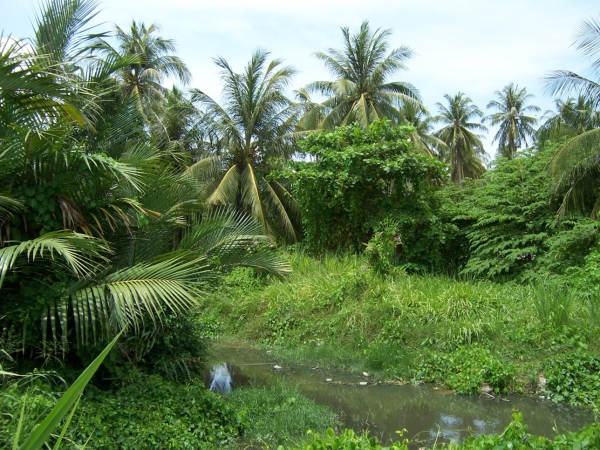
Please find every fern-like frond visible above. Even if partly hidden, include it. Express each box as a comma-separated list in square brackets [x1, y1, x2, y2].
[0, 232, 108, 288]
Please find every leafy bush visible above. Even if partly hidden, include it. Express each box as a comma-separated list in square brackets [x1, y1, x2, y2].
[416, 346, 516, 394]
[1, 374, 245, 449]
[544, 352, 600, 406]
[440, 144, 598, 283]
[69, 374, 245, 449]
[453, 148, 554, 282]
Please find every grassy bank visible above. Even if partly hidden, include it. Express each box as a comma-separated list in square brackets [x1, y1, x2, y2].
[203, 252, 600, 403]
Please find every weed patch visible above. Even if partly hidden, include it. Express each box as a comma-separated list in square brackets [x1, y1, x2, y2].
[416, 346, 516, 394]
[227, 382, 339, 447]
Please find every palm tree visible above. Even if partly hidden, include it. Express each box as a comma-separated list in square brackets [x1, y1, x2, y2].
[298, 21, 422, 131]
[189, 50, 303, 242]
[94, 21, 191, 111]
[399, 102, 447, 156]
[537, 96, 600, 147]
[544, 15, 600, 218]
[433, 93, 488, 183]
[484, 83, 540, 159]
[147, 86, 202, 155]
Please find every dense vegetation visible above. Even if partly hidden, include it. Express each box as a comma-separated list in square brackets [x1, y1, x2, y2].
[2, 0, 600, 448]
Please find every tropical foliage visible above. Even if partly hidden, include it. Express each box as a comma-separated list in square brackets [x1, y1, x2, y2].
[190, 50, 303, 242]
[537, 96, 600, 147]
[544, 15, 600, 218]
[92, 20, 192, 113]
[280, 120, 448, 268]
[0, 0, 290, 368]
[298, 21, 422, 131]
[5, 2, 600, 449]
[484, 83, 540, 159]
[441, 144, 598, 283]
[433, 93, 488, 182]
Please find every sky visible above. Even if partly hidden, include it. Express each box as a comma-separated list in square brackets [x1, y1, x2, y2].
[2, 0, 598, 158]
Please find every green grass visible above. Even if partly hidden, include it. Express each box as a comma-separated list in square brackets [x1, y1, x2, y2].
[203, 252, 600, 398]
[226, 382, 339, 448]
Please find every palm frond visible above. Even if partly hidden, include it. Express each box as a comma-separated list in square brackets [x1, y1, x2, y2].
[0, 232, 108, 288]
[240, 163, 266, 232]
[206, 165, 239, 206]
[57, 253, 208, 344]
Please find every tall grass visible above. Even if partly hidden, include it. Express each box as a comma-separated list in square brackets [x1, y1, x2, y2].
[205, 252, 600, 379]
[533, 283, 575, 329]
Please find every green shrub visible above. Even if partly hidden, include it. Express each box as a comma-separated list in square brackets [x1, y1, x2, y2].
[416, 346, 516, 394]
[544, 352, 600, 406]
[70, 375, 245, 449]
[440, 144, 598, 284]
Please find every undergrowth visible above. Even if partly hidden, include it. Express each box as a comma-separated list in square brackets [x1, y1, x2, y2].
[226, 382, 339, 447]
[204, 252, 600, 403]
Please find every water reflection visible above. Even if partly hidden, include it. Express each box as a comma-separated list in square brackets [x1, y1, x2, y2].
[206, 345, 596, 447]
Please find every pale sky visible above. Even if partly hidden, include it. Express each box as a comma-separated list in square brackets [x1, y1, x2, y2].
[2, 0, 598, 158]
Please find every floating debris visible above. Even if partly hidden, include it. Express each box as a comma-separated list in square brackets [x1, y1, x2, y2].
[359, 381, 368, 386]
[326, 378, 332, 382]
[273, 365, 282, 370]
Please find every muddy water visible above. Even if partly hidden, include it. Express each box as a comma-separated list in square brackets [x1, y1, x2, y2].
[206, 344, 596, 447]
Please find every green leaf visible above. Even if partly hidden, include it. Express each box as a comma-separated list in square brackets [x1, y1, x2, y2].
[17, 331, 122, 450]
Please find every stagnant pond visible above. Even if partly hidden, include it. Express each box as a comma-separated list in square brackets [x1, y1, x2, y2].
[205, 344, 596, 447]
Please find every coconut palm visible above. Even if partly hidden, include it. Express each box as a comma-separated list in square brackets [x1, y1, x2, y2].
[484, 83, 540, 159]
[433, 93, 488, 183]
[298, 20, 422, 131]
[399, 102, 447, 156]
[544, 15, 600, 218]
[147, 85, 202, 155]
[190, 50, 303, 242]
[537, 96, 600, 147]
[94, 20, 191, 112]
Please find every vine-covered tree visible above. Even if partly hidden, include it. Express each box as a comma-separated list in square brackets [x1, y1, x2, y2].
[281, 119, 449, 268]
